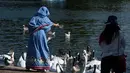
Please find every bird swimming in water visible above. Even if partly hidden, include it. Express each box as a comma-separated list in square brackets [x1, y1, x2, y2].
[47, 31, 56, 41]
[65, 31, 71, 42]
[23, 24, 29, 35]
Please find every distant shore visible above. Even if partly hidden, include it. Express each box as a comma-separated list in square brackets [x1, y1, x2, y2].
[0, 1, 41, 4]
[0, 1, 41, 7]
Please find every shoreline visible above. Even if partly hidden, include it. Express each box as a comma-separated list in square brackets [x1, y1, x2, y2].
[0, 66, 56, 73]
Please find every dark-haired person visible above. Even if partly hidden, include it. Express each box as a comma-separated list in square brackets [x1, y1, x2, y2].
[99, 15, 126, 73]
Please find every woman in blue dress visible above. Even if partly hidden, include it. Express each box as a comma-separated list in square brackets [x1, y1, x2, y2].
[26, 6, 59, 71]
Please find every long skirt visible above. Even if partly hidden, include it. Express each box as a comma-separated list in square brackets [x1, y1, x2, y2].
[26, 30, 50, 70]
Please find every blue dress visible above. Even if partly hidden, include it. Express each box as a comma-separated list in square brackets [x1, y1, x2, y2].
[26, 6, 53, 70]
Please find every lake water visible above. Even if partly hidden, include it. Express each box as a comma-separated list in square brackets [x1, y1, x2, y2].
[0, 0, 130, 73]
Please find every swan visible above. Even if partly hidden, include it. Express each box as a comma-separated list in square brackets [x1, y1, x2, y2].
[0, 54, 13, 66]
[86, 58, 101, 70]
[50, 55, 64, 72]
[82, 49, 91, 73]
[0, 48, 14, 66]
[72, 57, 80, 73]
[56, 62, 64, 73]
[23, 24, 28, 35]
[83, 65, 100, 73]
[86, 49, 101, 70]
[83, 50, 90, 65]
[82, 49, 101, 73]
[17, 52, 27, 68]
[65, 31, 71, 42]
[47, 32, 56, 41]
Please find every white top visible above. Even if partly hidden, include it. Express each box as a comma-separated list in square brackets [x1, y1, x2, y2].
[100, 32, 125, 58]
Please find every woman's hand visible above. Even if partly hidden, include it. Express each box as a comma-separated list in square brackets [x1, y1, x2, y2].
[53, 23, 59, 27]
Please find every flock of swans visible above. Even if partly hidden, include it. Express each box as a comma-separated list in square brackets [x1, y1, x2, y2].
[0, 45, 101, 73]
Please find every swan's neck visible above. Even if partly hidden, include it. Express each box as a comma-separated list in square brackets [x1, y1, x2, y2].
[83, 55, 88, 73]
[93, 65, 96, 73]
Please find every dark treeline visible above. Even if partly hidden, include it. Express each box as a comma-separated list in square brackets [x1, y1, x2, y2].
[0, 0, 126, 11]
[66, 0, 124, 10]
[0, 0, 42, 7]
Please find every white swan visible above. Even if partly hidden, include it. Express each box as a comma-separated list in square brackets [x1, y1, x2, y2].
[83, 50, 90, 65]
[86, 49, 101, 70]
[17, 52, 27, 68]
[86, 58, 101, 70]
[65, 31, 71, 42]
[72, 57, 80, 73]
[82, 49, 101, 73]
[47, 32, 56, 41]
[23, 24, 28, 35]
[0, 54, 12, 66]
[83, 65, 100, 73]
[0, 48, 14, 66]
[49, 55, 64, 73]
[56, 62, 64, 73]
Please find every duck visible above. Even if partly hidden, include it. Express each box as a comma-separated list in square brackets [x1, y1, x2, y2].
[17, 52, 27, 68]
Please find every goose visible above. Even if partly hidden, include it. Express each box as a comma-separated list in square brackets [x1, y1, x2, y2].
[23, 24, 28, 35]
[17, 52, 27, 68]
[65, 31, 71, 42]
